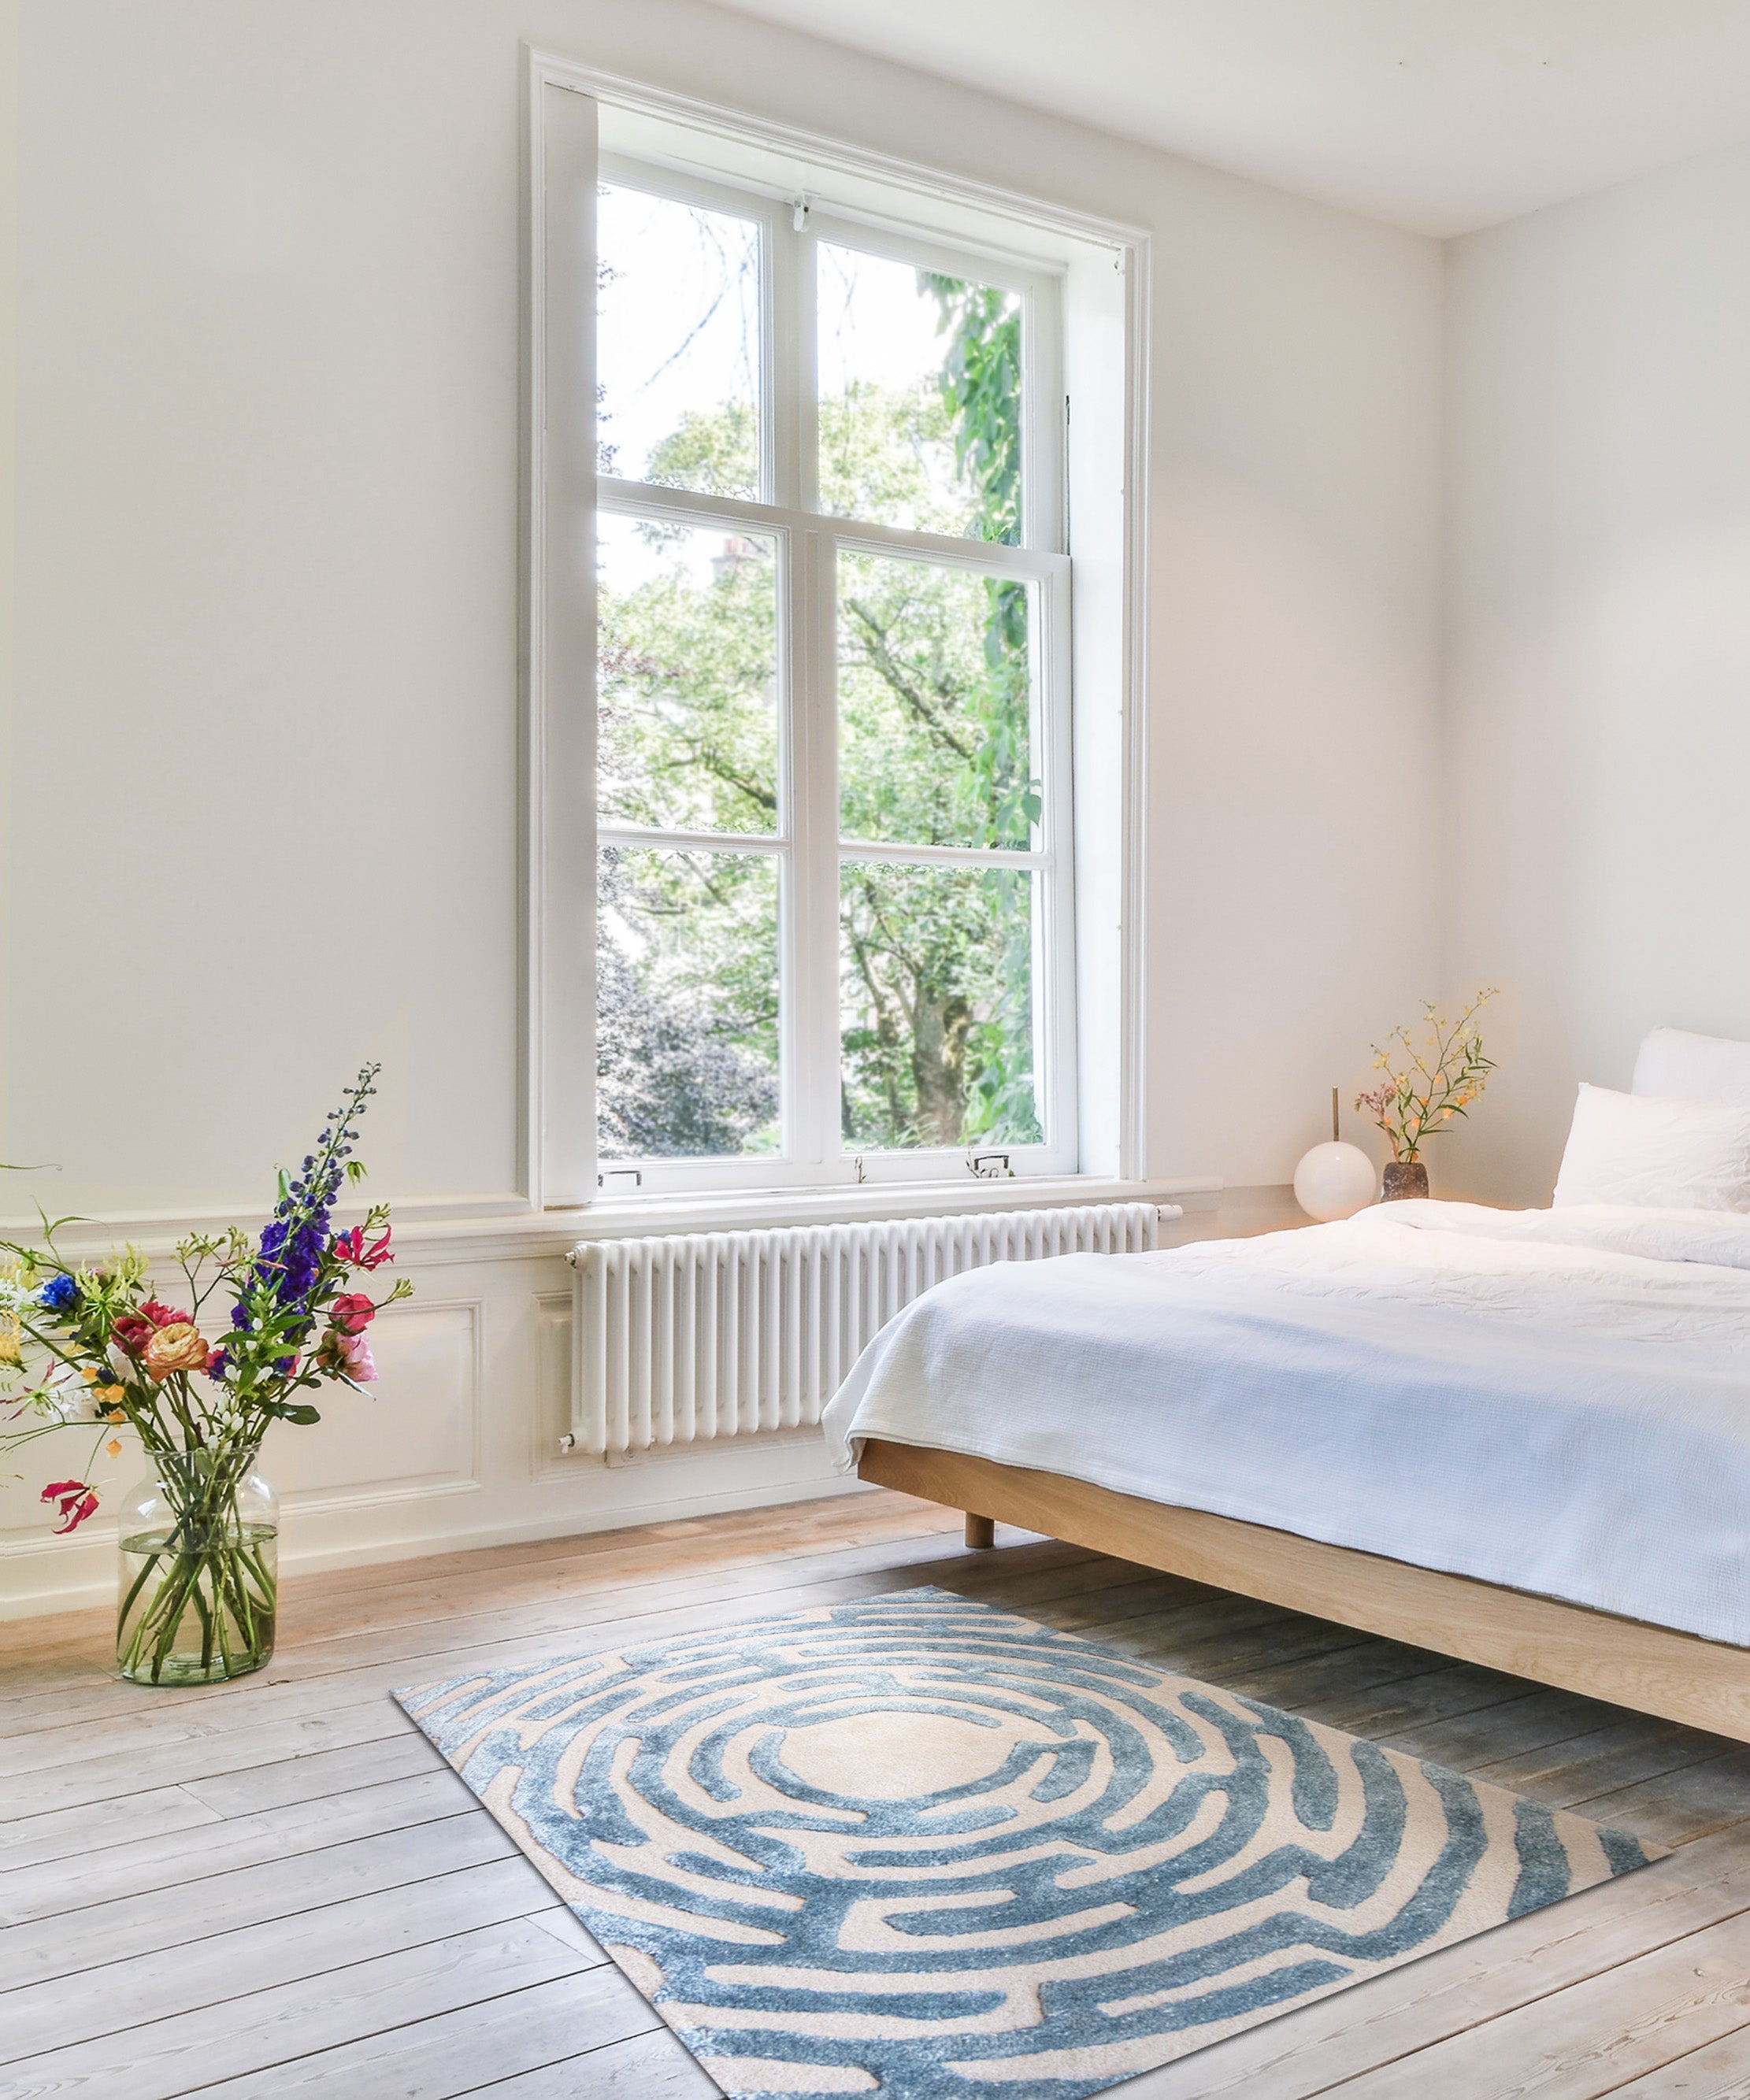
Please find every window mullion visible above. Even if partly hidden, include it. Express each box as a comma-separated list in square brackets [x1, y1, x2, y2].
[598, 824, 787, 854]
[598, 474, 1064, 579]
[774, 209, 834, 1169]
[1040, 557, 1077, 1161]
[795, 222, 819, 516]
[769, 204, 814, 513]
[1022, 272, 1066, 555]
[786, 524, 841, 1170]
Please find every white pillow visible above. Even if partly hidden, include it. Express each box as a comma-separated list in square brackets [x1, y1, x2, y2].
[1553, 1083, 1750, 1210]
[1632, 1028, 1750, 1106]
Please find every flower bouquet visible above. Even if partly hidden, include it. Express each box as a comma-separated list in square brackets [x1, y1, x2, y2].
[1, 1065, 411, 1683]
[1355, 988, 1499, 1197]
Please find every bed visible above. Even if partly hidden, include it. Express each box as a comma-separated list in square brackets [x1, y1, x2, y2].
[822, 1194, 1750, 1744]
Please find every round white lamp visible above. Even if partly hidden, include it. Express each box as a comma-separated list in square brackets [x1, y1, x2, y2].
[1293, 1089, 1378, 1221]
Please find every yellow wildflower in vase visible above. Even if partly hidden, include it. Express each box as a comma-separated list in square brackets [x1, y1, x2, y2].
[1356, 988, 1500, 1201]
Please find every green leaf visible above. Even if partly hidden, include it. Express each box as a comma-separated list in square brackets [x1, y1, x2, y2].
[263, 1400, 322, 1425]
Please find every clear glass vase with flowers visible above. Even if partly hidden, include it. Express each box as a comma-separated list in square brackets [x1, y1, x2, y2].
[1, 1065, 411, 1683]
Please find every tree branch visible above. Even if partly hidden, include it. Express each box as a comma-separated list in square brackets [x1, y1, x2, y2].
[843, 598, 976, 763]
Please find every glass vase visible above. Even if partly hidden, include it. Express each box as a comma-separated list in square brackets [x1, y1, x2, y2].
[117, 1451, 279, 1685]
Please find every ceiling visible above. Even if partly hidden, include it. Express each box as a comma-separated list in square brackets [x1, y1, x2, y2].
[707, 0, 1750, 237]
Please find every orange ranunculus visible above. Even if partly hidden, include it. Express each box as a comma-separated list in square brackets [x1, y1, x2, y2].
[143, 1322, 210, 1381]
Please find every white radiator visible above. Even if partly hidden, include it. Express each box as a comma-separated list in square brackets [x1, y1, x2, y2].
[566, 1202, 1170, 1458]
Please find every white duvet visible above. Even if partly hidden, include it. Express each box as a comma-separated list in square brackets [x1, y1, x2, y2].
[821, 1201, 1750, 1647]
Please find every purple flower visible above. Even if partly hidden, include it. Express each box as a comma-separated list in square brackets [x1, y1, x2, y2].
[232, 1065, 378, 1360]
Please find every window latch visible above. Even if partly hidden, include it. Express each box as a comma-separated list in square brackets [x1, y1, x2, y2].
[598, 1168, 643, 1190]
[792, 194, 811, 232]
[969, 1152, 1013, 1180]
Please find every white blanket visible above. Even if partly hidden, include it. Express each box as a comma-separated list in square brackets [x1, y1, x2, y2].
[821, 1201, 1750, 1646]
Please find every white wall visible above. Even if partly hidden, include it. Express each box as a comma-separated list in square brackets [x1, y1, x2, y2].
[1145, 163, 1443, 1183]
[2, 0, 1444, 1609]
[1442, 143, 1750, 1205]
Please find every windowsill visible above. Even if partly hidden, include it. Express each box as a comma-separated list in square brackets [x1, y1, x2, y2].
[556, 1174, 1212, 1240]
[15, 1178, 1317, 1278]
[401, 1173, 1220, 1264]
[9, 1176, 1225, 1268]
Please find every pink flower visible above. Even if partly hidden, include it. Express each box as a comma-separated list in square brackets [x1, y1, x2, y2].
[332, 1226, 394, 1272]
[330, 1292, 376, 1335]
[337, 1329, 377, 1383]
[111, 1314, 154, 1356]
[114, 1302, 194, 1355]
[42, 1480, 99, 1534]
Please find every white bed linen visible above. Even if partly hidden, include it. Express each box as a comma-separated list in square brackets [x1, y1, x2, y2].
[821, 1201, 1750, 1646]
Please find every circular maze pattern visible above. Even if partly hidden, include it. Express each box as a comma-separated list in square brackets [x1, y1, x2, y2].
[401, 1589, 1654, 2099]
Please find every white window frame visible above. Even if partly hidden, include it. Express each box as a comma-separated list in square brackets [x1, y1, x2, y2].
[523, 53, 1150, 1211]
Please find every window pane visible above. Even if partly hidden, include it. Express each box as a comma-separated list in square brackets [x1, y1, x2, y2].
[598, 846, 780, 1161]
[817, 243, 1021, 541]
[598, 185, 761, 498]
[598, 515, 780, 835]
[840, 861, 1040, 1151]
[838, 550, 1036, 850]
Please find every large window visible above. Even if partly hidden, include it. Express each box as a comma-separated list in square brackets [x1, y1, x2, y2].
[527, 72, 1143, 1210]
[586, 155, 1073, 1194]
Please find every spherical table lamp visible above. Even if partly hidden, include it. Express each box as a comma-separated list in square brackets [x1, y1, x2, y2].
[1294, 1089, 1378, 1222]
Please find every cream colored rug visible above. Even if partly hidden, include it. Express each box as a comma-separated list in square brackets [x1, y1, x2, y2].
[396, 1587, 1661, 2098]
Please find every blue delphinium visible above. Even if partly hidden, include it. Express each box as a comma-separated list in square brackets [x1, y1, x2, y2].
[232, 1068, 379, 1366]
[36, 1272, 77, 1312]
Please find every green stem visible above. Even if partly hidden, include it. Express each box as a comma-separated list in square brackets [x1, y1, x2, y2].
[117, 1546, 165, 1627]
[117, 1443, 275, 1683]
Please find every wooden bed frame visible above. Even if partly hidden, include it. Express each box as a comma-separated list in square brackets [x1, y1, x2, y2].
[858, 1439, 1750, 1746]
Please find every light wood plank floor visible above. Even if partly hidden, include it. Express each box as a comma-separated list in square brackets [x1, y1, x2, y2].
[4, 1490, 1749, 2098]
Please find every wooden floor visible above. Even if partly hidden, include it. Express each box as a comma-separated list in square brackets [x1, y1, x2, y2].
[4, 1492, 1750, 2099]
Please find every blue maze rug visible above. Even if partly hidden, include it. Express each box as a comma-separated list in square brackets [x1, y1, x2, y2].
[395, 1587, 1663, 2098]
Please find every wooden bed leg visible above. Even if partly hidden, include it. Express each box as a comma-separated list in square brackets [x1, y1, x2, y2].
[965, 1513, 995, 1550]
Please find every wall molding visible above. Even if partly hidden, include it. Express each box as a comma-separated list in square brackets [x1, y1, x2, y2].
[525, 47, 1153, 257]
[276, 1476, 485, 1520]
[2, 1176, 1215, 1268]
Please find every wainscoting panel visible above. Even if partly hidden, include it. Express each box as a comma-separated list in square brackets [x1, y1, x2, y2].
[268, 1298, 483, 1501]
[0, 1241, 862, 1617]
[0, 1188, 1290, 1617]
